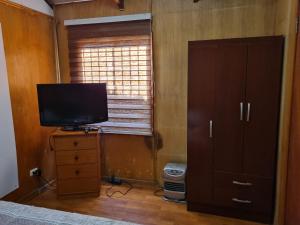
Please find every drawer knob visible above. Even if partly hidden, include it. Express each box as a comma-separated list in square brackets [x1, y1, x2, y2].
[232, 198, 252, 204]
[75, 170, 80, 175]
[74, 156, 79, 161]
[73, 141, 78, 146]
[232, 180, 253, 186]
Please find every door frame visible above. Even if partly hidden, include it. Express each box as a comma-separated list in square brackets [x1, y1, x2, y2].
[274, 0, 300, 224]
[0, 22, 19, 198]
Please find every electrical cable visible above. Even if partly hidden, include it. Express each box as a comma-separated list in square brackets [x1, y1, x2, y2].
[105, 180, 133, 198]
[97, 126, 106, 179]
[93, 126, 134, 198]
[39, 176, 56, 191]
[40, 176, 56, 187]
[98, 126, 105, 152]
[48, 135, 54, 151]
[153, 187, 164, 197]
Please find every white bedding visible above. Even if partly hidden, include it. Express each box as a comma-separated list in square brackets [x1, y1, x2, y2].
[0, 201, 139, 225]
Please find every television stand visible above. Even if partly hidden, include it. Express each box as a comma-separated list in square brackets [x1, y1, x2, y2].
[61, 126, 98, 132]
[51, 129, 101, 198]
[62, 126, 81, 131]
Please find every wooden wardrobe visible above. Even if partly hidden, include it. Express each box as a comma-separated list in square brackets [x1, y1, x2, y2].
[187, 36, 284, 223]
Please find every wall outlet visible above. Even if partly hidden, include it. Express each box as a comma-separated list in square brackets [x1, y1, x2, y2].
[30, 168, 41, 177]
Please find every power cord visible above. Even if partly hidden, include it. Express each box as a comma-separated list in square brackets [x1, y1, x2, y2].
[98, 126, 105, 152]
[94, 126, 134, 198]
[105, 180, 133, 198]
[153, 187, 164, 197]
[48, 135, 54, 151]
[39, 176, 56, 191]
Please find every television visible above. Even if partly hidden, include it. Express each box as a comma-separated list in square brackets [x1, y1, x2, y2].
[37, 83, 108, 130]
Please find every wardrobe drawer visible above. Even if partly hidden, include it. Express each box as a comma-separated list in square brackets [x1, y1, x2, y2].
[57, 164, 98, 180]
[214, 172, 274, 213]
[54, 135, 97, 150]
[56, 150, 98, 165]
[57, 178, 99, 195]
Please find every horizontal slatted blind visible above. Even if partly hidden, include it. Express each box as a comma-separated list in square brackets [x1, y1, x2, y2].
[67, 20, 153, 136]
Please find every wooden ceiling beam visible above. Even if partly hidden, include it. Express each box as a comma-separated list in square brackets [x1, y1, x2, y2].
[47, 0, 94, 6]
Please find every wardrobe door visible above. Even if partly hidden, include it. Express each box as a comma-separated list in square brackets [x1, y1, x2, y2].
[243, 37, 284, 177]
[187, 42, 216, 204]
[214, 42, 247, 173]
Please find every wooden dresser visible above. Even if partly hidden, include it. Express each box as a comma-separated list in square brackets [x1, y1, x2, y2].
[52, 130, 101, 198]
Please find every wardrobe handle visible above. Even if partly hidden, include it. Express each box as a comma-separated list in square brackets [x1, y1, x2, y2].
[209, 120, 213, 138]
[232, 198, 252, 204]
[232, 180, 253, 186]
[240, 102, 244, 121]
[246, 103, 251, 122]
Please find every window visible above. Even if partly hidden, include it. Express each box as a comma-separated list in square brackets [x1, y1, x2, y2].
[67, 20, 153, 136]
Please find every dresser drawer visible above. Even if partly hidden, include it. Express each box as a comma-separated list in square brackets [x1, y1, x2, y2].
[56, 150, 98, 165]
[57, 164, 98, 180]
[54, 135, 97, 150]
[214, 172, 274, 213]
[57, 178, 99, 195]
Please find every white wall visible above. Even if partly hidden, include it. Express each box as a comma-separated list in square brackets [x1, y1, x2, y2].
[10, 0, 53, 16]
[0, 23, 19, 198]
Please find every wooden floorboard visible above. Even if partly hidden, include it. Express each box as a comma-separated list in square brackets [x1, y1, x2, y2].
[27, 182, 265, 225]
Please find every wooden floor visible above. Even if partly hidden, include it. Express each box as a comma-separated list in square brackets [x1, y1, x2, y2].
[27, 182, 265, 225]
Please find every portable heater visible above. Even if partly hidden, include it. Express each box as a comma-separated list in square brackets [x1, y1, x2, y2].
[163, 163, 187, 201]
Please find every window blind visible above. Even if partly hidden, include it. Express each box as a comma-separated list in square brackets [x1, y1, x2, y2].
[67, 20, 153, 136]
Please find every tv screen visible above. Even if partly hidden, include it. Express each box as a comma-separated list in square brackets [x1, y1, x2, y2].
[37, 83, 108, 127]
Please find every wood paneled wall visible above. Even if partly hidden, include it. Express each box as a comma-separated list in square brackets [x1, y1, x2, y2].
[152, 1, 297, 224]
[54, 0, 298, 224]
[0, 1, 57, 200]
[54, 0, 155, 183]
[152, 0, 279, 183]
[54, 0, 280, 182]
[102, 134, 154, 181]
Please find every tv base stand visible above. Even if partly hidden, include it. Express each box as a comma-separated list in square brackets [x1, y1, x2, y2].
[51, 129, 101, 198]
[61, 126, 99, 132]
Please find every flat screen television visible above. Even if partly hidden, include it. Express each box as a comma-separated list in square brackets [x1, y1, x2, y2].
[37, 83, 108, 129]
